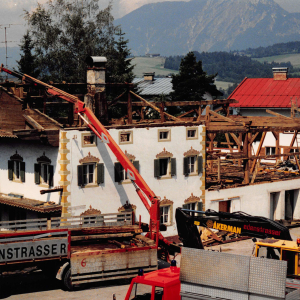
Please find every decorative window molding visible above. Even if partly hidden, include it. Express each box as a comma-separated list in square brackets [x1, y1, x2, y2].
[37, 152, 51, 164]
[8, 151, 25, 183]
[80, 205, 103, 225]
[118, 201, 137, 212]
[119, 130, 133, 144]
[81, 205, 101, 216]
[158, 129, 171, 142]
[81, 132, 97, 148]
[156, 148, 173, 158]
[184, 193, 200, 204]
[160, 196, 173, 226]
[184, 147, 200, 157]
[79, 152, 100, 164]
[78, 153, 104, 187]
[117, 150, 136, 162]
[186, 127, 198, 140]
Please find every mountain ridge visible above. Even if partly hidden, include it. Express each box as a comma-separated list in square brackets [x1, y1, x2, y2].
[116, 0, 300, 56]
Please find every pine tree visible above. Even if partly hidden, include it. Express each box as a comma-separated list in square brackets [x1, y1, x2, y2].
[171, 52, 219, 102]
[16, 31, 39, 77]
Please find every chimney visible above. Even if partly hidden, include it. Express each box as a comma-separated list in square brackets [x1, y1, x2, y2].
[272, 67, 288, 81]
[143, 72, 155, 81]
[85, 56, 107, 123]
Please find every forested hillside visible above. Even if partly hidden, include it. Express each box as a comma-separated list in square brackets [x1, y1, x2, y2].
[164, 51, 297, 83]
[240, 41, 300, 58]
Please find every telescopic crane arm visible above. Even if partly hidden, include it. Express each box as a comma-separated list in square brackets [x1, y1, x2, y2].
[0, 66, 162, 244]
[176, 208, 292, 249]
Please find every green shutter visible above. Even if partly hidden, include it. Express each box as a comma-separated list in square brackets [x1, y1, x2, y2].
[48, 165, 54, 187]
[34, 163, 41, 184]
[114, 162, 123, 182]
[20, 162, 25, 182]
[8, 160, 13, 180]
[97, 163, 104, 184]
[171, 158, 176, 176]
[197, 201, 203, 212]
[182, 204, 188, 209]
[154, 159, 160, 178]
[198, 156, 203, 175]
[183, 157, 189, 176]
[77, 165, 84, 186]
[133, 161, 139, 173]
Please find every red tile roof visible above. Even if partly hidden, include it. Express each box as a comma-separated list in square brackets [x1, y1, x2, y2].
[229, 78, 300, 108]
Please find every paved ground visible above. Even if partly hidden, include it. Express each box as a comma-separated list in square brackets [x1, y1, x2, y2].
[2, 227, 300, 300]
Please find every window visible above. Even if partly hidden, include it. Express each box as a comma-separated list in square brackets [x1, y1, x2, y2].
[265, 147, 276, 156]
[183, 156, 203, 176]
[158, 129, 171, 142]
[289, 148, 300, 159]
[8, 152, 25, 183]
[81, 133, 96, 148]
[186, 128, 198, 140]
[183, 201, 202, 216]
[78, 163, 104, 187]
[154, 157, 176, 178]
[160, 206, 170, 224]
[35, 163, 54, 187]
[115, 161, 139, 183]
[119, 131, 133, 144]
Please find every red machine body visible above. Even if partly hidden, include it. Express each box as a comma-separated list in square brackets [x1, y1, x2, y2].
[124, 266, 181, 300]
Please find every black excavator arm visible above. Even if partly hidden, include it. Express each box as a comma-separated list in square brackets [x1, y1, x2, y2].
[175, 208, 292, 249]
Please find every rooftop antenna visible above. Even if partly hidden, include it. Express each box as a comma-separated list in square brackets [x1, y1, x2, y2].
[0, 24, 21, 79]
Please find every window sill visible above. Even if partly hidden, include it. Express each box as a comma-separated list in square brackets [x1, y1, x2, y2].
[81, 183, 98, 188]
[39, 183, 49, 188]
[118, 180, 132, 185]
[161, 222, 173, 227]
[156, 175, 173, 180]
[12, 179, 23, 184]
[184, 173, 198, 177]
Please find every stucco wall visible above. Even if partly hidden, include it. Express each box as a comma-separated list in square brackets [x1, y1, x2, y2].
[62, 125, 205, 236]
[206, 178, 300, 220]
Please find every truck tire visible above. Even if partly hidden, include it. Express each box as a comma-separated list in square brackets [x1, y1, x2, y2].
[62, 267, 73, 291]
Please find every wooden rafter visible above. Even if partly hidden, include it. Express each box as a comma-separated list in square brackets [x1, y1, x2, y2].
[250, 132, 266, 173]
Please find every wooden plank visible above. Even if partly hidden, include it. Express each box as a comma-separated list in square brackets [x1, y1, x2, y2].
[266, 109, 292, 119]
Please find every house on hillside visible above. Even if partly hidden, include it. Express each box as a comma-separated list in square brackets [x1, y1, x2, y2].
[133, 72, 222, 102]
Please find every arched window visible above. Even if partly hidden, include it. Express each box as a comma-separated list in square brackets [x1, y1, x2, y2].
[8, 151, 25, 182]
[35, 153, 53, 187]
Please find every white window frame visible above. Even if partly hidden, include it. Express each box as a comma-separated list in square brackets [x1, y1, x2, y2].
[13, 161, 21, 181]
[40, 163, 50, 185]
[187, 156, 197, 175]
[158, 129, 171, 142]
[160, 206, 170, 225]
[265, 146, 276, 156]
[82, 163, 96, 186]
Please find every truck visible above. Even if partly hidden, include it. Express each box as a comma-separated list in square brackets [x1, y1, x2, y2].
[124, 247, 300, 300]
[0, 64, 171, 290]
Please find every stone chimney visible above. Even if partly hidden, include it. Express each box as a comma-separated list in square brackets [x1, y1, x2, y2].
[143, 72, 155, 81]
[272, 67, 288, 80]
[85, 56, 107, 123]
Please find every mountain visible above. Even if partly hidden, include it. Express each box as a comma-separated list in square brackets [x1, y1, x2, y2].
[116, 0, 300, 56]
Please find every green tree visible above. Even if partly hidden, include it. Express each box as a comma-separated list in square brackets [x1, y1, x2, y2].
[171, 52, 220, 102]
[16, 31, 39, 77]
[24, 0, 117, 82]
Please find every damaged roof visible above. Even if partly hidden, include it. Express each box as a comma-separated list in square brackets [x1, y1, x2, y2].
[0, 193, 62, 213]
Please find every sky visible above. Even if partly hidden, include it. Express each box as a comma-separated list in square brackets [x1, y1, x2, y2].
[1, 0, 300, 49]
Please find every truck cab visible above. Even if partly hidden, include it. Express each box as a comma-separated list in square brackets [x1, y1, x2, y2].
[124, 261, 180, 300]
[254, 238, 300, 277]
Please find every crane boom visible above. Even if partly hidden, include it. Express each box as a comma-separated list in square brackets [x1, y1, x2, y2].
[0, 65, 161, 244]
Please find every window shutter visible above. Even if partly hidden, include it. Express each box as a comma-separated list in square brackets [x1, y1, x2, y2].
[48, 165, 54, 187]
[198, 156, 203, 175]
[77, 165, 84, 186]
[114, 162, 122, 182]
[97, 163, 104, 184]
[197, 201, 203, 212]
[8, 160, 13, 180]
[154, 159, 160, 178]
[171, 158, 176, 176]
[182, 204, 189, 209]
[20, 162, 25, 182]
[183, 157, 189, 176]
[133, 161, 140, 173]
[34, 163, 41, 184]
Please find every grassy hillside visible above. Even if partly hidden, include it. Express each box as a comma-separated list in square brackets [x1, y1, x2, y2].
[131, 57, 178, 78]
[253, 53, 300, 68]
